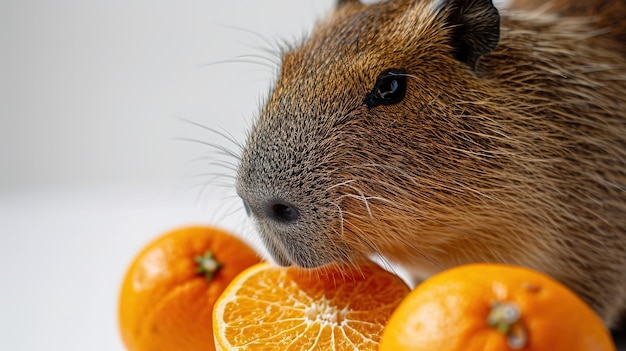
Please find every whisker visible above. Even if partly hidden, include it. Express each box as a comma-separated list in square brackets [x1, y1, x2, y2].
[374, 196, 478, 239]
[233, 53, 280, 67]
[336, 200, 444, 274]
[331, 163, 480, 239]
[339, 215, 398, 275]
[417, 206, 477, 240]
[193, 179, 234, 206]
[394, 236, 444, 271]
[215, 24, 283, 58]
[171, 137, 240, 160]
[187, 177, 235, 191]
[326, 179, 356, 192]
[216, 201, 247, 221]
[328, 201, 364, 273]
[184, 157, 239, 173]
[184, 171, 236, 181]
[170, 177, 233, 208]
[334, 184, 375, 218]
[329, 198, 395, 271]
[198, 58, 276, 70]
[175, 117, 245, 152]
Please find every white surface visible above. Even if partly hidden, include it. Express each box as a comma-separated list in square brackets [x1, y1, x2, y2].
[0, 1, 333, 350]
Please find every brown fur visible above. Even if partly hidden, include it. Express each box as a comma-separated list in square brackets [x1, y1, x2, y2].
[236, 0, 626, 327]
[510, 0, 626, 55]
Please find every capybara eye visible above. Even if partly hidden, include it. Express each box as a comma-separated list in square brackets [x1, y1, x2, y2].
[365, 69, 407, 108]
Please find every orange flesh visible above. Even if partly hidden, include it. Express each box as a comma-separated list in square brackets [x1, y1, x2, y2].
[213, 263, 410, 350]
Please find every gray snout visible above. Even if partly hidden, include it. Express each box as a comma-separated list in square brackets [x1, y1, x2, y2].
[239, 190, 343, 269]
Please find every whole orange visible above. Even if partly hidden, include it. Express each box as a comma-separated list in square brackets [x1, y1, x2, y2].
[379, 263, 616, 351]
[118, 226, 261, 351]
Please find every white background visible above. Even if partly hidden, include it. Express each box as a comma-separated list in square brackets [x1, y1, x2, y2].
[1, 1, 333, 350]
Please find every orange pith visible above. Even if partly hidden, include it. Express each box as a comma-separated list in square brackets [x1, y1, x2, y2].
[213, 262, 410, 350]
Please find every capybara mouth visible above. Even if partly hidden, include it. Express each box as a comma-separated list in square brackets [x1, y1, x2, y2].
[259, 226, 343, 269]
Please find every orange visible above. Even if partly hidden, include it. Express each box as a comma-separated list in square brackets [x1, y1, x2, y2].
[213, 262, 410, 350]
[118, 226, 261, 351]
[379, 263, 616, 351]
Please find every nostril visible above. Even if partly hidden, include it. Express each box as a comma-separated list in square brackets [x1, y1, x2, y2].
[263, 200, 300, 223]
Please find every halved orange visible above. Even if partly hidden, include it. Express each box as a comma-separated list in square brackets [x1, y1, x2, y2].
[212, 262, 410, 350]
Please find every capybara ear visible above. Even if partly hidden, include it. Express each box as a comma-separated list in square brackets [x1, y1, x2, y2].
[432, 0, 500, 71]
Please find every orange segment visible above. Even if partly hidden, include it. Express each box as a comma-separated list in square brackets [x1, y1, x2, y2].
[213, 262, 410, 350]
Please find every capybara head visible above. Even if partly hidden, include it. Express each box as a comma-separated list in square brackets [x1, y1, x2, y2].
[235, 0, 626, 325]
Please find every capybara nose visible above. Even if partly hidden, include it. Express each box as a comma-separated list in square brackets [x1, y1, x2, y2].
[263, 199, 300, 223]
